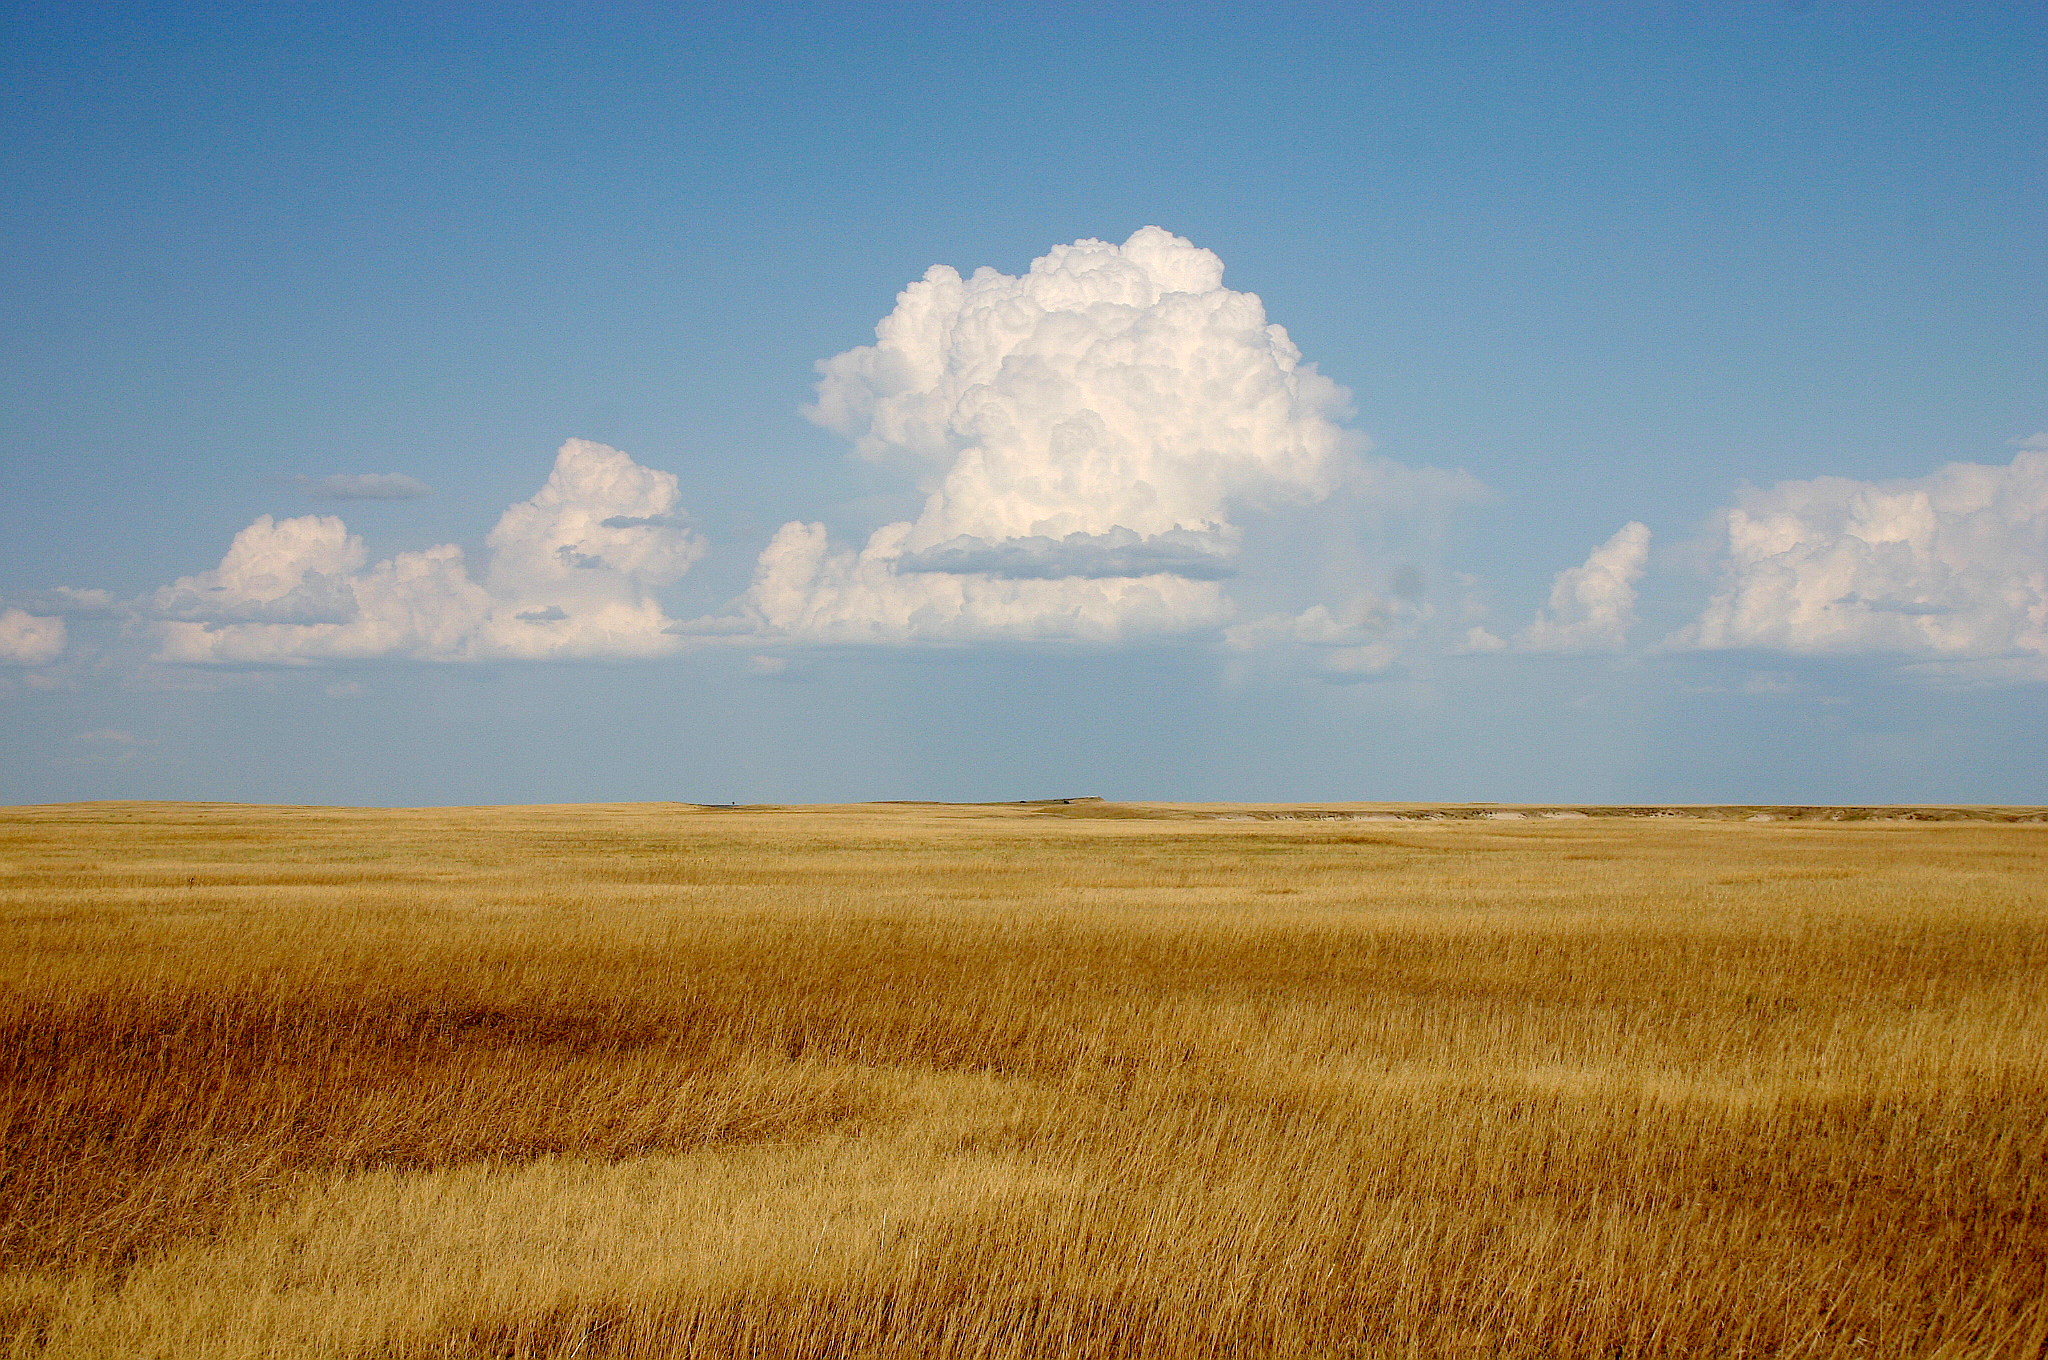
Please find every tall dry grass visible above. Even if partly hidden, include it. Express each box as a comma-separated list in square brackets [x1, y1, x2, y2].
[1, 800, 2043, 1358]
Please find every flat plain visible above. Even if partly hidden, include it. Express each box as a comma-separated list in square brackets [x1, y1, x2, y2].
[1, 799, 2044, 1358]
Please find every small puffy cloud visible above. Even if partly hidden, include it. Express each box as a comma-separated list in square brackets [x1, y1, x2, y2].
[1457, 626, 1508, 653]
[724, 227, 1371, 645]
[1517, 522, 1651, 652]
[75, 728, 148, 744]
[1225, 594, 1425, 650]
[1672, 449, 2047, 676]
[58, 727, 154, 765]
[1223, 591, 1433, 682]
[0, 609, 65, 666]
[152, 440, 704, 664]
[298, 473, 434, 500]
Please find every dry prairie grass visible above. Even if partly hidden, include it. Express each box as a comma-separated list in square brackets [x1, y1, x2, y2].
[1, 799, 2043, 1358]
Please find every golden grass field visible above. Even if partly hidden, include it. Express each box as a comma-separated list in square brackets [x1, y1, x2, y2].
[1, 798, 2044, 1358]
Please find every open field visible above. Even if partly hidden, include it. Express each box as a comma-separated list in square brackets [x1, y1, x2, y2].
[2, 799, 2044, 1359]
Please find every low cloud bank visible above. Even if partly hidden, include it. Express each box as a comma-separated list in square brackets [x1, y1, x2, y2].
[24, 230, 2042, 687]
[1672, 447, 2047, 678]
[703, 519, 1232, 646]
[151, 440, 703, 663]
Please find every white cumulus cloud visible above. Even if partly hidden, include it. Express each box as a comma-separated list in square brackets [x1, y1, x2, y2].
[720, 226, 1368, 645]
[152, 440, 704, 664]
[1518, 522, 1651, 652]
[725, 520, 1231, 645]
[1672, 447, 2048, 676]
[0, 609, 66, 666]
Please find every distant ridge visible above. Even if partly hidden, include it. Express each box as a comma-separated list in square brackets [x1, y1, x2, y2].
[1032, 802, 2048, 824]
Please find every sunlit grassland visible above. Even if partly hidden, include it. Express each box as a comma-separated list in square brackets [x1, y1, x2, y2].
[1, 799, 2043, 1358]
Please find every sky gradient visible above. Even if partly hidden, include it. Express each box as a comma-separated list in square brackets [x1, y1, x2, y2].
[3, 1, 2043, 805]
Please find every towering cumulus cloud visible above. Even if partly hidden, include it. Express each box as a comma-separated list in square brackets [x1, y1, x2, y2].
[1518, 522, 1651, 652]
[1674, 447, 2048, 677]
[153, 440, 704, 663]
[724, 227, 1359, 643]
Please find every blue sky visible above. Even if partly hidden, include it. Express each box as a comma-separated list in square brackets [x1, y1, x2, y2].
[2, 1, 2043, 805]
